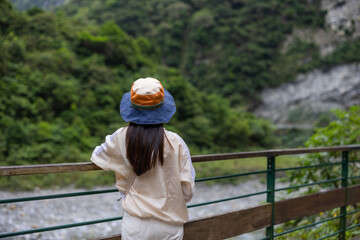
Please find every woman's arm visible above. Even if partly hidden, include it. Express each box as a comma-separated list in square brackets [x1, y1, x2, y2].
[91, 128, 131, 197]
[177, 136, 196, 202]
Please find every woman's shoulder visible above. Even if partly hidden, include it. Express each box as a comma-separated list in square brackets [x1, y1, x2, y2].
[164, 130, 192, 163]
[117, 126, 128, 133]
[164, 129, 180, 140]
[109, 126, 128, 140]
[164, 130, 187, 147]
[115, 126, 128, 134]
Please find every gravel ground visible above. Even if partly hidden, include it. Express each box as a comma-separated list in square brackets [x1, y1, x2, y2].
[0, 179, 284, 240]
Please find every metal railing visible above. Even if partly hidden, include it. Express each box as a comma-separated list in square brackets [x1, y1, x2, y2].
[0, 144, 360, 239]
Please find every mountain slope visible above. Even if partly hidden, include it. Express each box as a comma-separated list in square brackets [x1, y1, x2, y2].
[57, 0, 327, 104]
[10, 0, 360, 107]
[0, 0, 276, 167]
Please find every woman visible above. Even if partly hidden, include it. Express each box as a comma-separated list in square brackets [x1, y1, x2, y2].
[91, 77, 196, 240]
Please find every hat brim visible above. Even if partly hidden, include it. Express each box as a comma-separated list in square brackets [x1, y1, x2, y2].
[120, 89, 176, 124]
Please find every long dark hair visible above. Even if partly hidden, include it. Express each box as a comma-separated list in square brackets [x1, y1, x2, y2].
[126, 122, 164, 176]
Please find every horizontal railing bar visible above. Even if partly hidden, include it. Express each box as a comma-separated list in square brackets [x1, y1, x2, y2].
[0, 162, 101, 176]
[347, 208, 360, 216]
[183, 204, 272, 240]
[274, 215, 342, 237]
[0, 216, 123, 238]
[0, 188, 118, 204]
[187, 190, 268, 208]
[276, 162, 342, 172]
[0, 170, 269, 204]
[346, 223, 360, 231]
[348, 175, 360, 180]
[0, 171, 269, 204]
[349, 160, 360, 163]
[315, 230, 342, 240]
[1, 145, 360, 176]
[275, 178, 343, 192]
[195, 170, 268, 182]
[192, 145, 360, 162]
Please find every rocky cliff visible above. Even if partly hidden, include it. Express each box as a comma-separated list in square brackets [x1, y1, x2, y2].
[255, 64, 360, 127]
[282, 0, 360, 56]
[256, 0, 360, 128]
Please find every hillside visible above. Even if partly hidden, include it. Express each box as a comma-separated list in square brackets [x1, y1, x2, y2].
[4, 0, 360, 151]
[53, 0, 328, 105]
[0, 0, 275, 170]
[55, 0, 360, 148]
[9, 1, 360, 106]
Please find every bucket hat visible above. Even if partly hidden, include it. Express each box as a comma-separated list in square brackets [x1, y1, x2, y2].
[120, 77, 176, 124]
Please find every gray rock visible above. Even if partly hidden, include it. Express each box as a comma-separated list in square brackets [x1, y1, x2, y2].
[255, 64, 360, 127]
[282, 0, 360, 56]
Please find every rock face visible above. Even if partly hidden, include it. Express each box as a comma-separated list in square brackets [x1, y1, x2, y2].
[282, 0, 360, 56]
[254, 64, 360, 127]
[262, 0, 360, 128]
[322, 0, 360, 35]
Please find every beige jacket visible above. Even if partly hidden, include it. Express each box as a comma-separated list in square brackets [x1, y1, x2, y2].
[91, 127, 196, 223]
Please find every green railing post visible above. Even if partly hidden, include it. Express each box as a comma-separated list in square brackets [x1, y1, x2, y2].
[339, 151, 349, 240]
[266, 156, 276, 239]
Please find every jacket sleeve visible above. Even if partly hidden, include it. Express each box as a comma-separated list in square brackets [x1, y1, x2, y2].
[178, 137, 196, 202]
[90, 128, 130, 197]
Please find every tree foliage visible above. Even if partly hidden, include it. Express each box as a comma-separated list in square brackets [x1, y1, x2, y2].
[9, 0, 360, 107]
[0, 0, 276, 172]
[56, 0, 330, 105]
[288, 106, 360, 191]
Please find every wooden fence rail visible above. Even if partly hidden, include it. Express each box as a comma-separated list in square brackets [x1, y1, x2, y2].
[1, 145, 360, 176]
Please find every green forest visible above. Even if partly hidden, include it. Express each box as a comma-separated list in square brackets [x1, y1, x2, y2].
[59, 0, 327, 104]
[1, 0, 360, 189]
[0, 0, 277, 168]
[57, 0, 360, 105]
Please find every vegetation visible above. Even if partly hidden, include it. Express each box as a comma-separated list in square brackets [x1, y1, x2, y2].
[287, 106, 360, 193]
[276, 106, 360, 239]
[0, 0, 277, 189]
[55, 0, 329, 105]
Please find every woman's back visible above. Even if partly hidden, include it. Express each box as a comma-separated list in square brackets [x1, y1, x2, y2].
[91, 127, 195, 223]
[90, 77, 195, 239]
